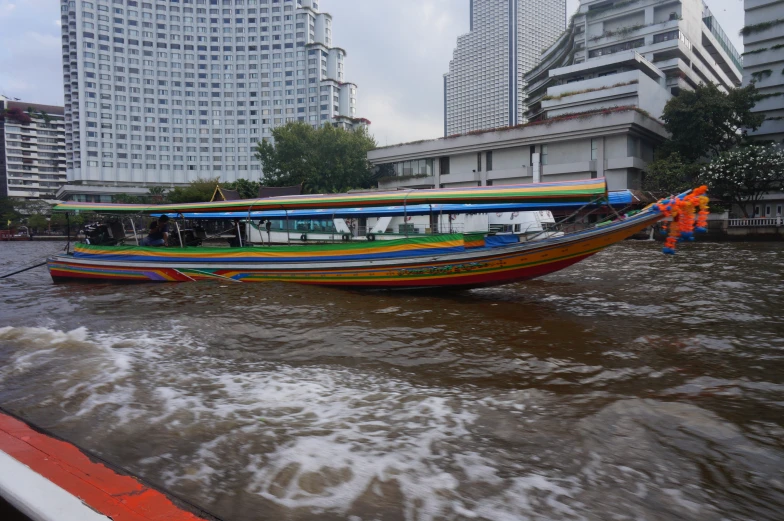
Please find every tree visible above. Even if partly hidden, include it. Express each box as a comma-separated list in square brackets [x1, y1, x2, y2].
[147, 186, 167, 202]
[27, 213, 48, 233]
[223, 178, 261, 199]
[698, 144, 784, 217]
[256, 123, 377, 193]
[112, 193, 143, 204]
[167, 177, 219, 203]
[642, 152, 699, 194]
[49, 213, 68, 232]
[661, 83, 764, 163]
[0, 197, 21, 229]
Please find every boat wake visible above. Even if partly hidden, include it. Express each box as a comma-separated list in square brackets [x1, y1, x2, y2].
[1, 324, 782, 521]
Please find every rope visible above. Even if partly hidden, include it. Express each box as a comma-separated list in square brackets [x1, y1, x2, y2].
[0, 261, 48, 279]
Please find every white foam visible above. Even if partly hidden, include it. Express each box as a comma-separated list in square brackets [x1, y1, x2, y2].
[0, 325, 590, 520]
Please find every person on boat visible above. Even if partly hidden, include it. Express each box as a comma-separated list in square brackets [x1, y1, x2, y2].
[264, 219, 272, 245]
[141, 215, 169, 246]
[228, 218, 246, 248]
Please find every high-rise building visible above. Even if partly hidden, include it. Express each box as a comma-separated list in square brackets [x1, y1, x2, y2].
[59, 0, 364, 189]
[443, 0, 567, 136]
[525, 0, 743, 123]
[742, 0, 784, 144]
[0, 96, 67, 200]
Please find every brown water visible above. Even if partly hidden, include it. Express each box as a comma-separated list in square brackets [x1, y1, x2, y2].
[0, 241, 783, 521]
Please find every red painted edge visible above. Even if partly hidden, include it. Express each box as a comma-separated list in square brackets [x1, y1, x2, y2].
[0, 409, 220, 521]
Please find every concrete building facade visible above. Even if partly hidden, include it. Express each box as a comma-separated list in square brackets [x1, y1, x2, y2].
[0, 97, 67, 200]
[742, 0, 784, 143]
[525, 0, 743, 122]
[443, 0, 567, 136]
[59, 0, 364, 188]
[369, 108, 666, 192]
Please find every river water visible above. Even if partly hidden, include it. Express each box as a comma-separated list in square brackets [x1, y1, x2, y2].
[0, 241, 782, 521]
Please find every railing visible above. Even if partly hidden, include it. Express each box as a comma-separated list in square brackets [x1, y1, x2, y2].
[728, 217, 782, 227]
[702, 16, 743, 73]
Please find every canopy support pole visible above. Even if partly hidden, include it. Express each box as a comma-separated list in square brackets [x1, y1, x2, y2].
[284, 208, 290, 246]
[331, 212, 335, 243]
[403, 190, 412, 239]
[129, 217, 139, 246]
[246, 200, 254, 246]
[175, 220, 184, 248]
[236, 221, 243, 248]
[429, 204, 432, 235]
[65, 213, 71, 254]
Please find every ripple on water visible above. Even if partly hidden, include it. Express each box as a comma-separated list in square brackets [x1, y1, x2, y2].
[0, 241, 783, 520]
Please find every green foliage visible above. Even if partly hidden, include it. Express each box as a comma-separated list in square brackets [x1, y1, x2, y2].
[750, 69, 773, 82]
[167, 177, 220, 203]
[222, 178, 261, 199]
[642, 153, 698, 194]
[740, 18, 784, 36]
[0, 197, 21, 229]
[27, 213, 48, 232]
[49, 213, 68, 231]
[661, 84, 764, 163]
[541, 80, 638, 101]
[699, 145, 784, 218]
[255, 122, 377, 194]
[147, 186, 167, 202]
[112, 193, 144, 204]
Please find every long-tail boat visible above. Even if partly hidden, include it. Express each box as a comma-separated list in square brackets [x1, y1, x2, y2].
[46, 178, 703, 288]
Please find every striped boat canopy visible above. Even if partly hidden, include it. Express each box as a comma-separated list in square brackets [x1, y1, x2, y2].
[154, 190, 634, 220]
[52, 178, 608, 214]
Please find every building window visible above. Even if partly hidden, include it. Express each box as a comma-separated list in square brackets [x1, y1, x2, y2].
[627, 136, 639, 158]
[440, 156, 450, 176]
[588, 38, 645, 59]
[476, 152, 481, 172]
[591, 139, 598, 161]
[541, 145, 548, 166]
[486, 151, 493, 171]
[653, 30, 680, 44]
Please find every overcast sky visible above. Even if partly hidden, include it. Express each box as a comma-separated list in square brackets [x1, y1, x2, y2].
[0, 0, 745, 146]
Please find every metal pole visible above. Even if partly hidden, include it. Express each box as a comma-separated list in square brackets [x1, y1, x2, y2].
[429, 204, 433, 235]
[65, 213, 71, 254]
[403, 190, 412, 239]
[129, 217, 139, 245]
[236, 221, 243, 248]
[175, 220, 184, 248]
[331, 212, 335, 243]
[284, 208, 290, 245]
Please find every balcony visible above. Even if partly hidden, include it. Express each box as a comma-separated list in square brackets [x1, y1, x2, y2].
[703, 16, 743, 74]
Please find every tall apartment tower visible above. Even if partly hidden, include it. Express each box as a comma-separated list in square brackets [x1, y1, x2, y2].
[742, 0, 784, 144]
[525, 0, 743, 123]
[0, 96, 67, 199]
[443, 0, 567, 136]
[60, 0, 364, 188]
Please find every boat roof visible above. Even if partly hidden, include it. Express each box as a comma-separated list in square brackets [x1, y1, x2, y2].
[52, 178, 608, 214]
[154, 190, 634, 219]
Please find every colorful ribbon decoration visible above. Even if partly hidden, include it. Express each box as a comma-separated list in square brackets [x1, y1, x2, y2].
[653, 186, 710, 255]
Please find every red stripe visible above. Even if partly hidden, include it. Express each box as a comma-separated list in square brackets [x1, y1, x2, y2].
[0, 412, 211, 521]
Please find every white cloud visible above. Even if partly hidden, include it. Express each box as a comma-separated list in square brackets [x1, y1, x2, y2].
[0, 1, 16, 17]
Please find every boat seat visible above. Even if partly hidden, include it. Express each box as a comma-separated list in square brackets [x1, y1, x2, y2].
[108, 221, 126, 243]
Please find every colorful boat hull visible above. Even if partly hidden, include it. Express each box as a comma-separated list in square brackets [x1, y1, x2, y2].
[47, 209, 661, 288]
